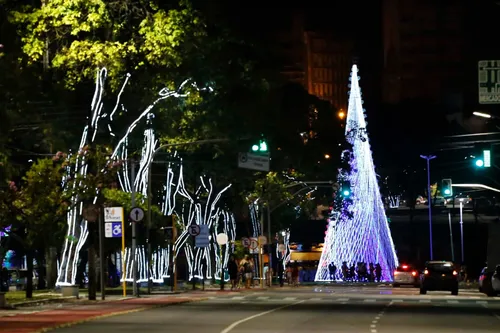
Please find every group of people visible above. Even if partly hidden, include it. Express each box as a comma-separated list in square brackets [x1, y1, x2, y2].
[328, 261, 383, 282]
[228, 255, 270, 290]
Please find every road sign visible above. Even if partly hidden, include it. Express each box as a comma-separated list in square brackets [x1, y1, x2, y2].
[238, 152, 270, 172]
[249, 237, 259, 254]
[258, 235, 267, 246]
[479, 60, 500, 104]
[195, 225, 210, 248]
[242, 237, 250, 248]
[105, 222, 122, 238]
[188, 224, 201, 237]
[216, 233, 228, 245]
[104, 207, 123, 222]
[129, 207, 144, 222]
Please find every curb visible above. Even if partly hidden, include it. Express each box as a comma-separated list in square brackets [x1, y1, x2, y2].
[32, 297, 209, 333]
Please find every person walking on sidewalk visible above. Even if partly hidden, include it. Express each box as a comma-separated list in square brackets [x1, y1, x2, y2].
[228, 255, 238, 290]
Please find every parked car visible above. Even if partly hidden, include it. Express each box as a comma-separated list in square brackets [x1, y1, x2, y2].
[492, 265, 500, 295]
[420, 261, 459, 295]
[393, 264, 419, 287]
[432, 196, 446, 206]
[479, 266, 498, 297]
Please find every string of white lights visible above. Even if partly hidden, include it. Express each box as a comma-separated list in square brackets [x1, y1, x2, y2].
[315, 65, 399, 282]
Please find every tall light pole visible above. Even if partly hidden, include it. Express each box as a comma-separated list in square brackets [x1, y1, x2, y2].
[420, 155, 436, 260]
[459, 199, 464, 263]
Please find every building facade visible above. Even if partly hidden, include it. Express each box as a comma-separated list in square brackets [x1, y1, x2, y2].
[382, 0, 466, 104]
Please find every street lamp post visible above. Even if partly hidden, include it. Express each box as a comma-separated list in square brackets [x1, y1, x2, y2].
[420, 154, 436, 260]
[459, 199, 464, 263]
[146, 138, 232, 293]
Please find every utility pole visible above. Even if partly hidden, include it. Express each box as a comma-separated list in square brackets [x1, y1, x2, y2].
[131, 161, 138, 297]
[267, 203, 272, 287]
[98, 209, 105, 300]
[459, 200, 464, 263]
[420, 155, 436, 260]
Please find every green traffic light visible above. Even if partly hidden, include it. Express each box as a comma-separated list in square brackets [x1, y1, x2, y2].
[444, 188, 451, 195]
[252, 144, 259, 152]
[343, 190, 350, 197]
[475, 159, 484, 167]
[259, 140, 268, 152]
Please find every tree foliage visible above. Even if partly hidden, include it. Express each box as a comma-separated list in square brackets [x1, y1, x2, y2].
[10, 0, 206, 90]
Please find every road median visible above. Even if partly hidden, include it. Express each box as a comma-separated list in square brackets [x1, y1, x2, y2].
[0, 295, 208, 333]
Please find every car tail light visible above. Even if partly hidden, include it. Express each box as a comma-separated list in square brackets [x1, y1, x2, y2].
[424, 269, 429, 275]
[453, 270, 458, 276]
[412, 271, 417, 276]
[402, 265, 408, 269]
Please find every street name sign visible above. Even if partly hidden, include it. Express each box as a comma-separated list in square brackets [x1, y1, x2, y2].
[478, 60, 500, 104]
[238, 152, 270, 172]
[195, 225, 210, 248]
[104, 207, 123, 222]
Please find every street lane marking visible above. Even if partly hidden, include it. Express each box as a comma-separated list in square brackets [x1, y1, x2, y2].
[309, 298, 322, 301]
[391, 300, 403, 303]
[364, 299, 377, 302]
[284, 297, 297, 301]
[220, 300, 306, 333]
[476, 301, 488, 304]
[257, 296, 270, 300]
[231, 296, 245, 300]
[447, 300, 459, 304]
[419, 300, 431, 303]
[337, 298, 349, 302]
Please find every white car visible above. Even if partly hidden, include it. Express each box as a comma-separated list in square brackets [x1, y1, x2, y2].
[393, 264, 419, 287]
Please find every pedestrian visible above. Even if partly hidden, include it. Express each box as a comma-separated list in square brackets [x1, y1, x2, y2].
[328, 262, 337, 281]
[228, 255, 238, 290]
[292, 265, 299, 287]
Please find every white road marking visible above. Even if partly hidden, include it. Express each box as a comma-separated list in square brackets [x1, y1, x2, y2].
[284, 297, 297, 301]
[220, 300, 305, 333]
[257, 296, 270, 300]
[337, 298, 349, 302]
[476, 301, 488, 304]
[447, 300, 459, 304]
[231, 296, 245, 300]
[391, 299, 403, 303]
[364, 299, 376, 302]
[419, 300, 431, 303]
[309, 298, 322, 301]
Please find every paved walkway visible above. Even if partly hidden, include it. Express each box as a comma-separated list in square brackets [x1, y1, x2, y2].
[0, 294, 207, 333]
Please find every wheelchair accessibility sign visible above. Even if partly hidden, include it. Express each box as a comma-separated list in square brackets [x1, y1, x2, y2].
[105, 222, 122, 238]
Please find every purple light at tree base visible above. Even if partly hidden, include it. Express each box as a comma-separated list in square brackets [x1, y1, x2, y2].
[315, 65, 399, 282]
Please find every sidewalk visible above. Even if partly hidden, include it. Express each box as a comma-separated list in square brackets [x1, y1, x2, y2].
[0, 294, 207, 333]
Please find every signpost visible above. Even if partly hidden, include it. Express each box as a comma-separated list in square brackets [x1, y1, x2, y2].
[241, 237, 250, 248]
[249, 237, 259, 254]
[195, 225, 210, 248]
[188, 224, 201, 237]
[105, 222, 122, 238]
[104, 207, 124, 297]
[238, 152, 270, 172]
[479, 60, 500, 104]
[129, 207, 144, 222]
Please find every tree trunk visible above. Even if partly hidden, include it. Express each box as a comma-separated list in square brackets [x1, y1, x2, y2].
[45, 247, 57, 289]
[36, 250, 46, 290]
[26, 250, 34, 299]
[88, 246, 96, 300]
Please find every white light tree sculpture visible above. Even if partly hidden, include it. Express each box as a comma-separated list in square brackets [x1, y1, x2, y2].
[56, 68, 235, 286]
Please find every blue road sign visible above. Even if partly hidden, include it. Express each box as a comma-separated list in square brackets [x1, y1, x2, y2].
[105, 222, 122, 238]
[195, 225, 210, 248]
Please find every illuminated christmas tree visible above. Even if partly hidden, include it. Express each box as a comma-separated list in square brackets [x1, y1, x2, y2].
[315, 64, 398, 282]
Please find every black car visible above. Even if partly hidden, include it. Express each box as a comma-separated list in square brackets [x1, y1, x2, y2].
[420, 261, 459, 295]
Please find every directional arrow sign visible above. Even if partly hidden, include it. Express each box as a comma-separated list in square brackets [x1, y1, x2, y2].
[129, 207, 145, 222]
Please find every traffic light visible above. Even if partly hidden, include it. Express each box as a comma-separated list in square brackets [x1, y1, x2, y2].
[442, 178, 453, 196]
[251, 139, 268, 153]
[473, 149, 492, 168]
[341, 183, 351, 198]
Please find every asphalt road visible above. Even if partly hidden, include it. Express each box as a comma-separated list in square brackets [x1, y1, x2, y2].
[54, 287, 500, 333]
